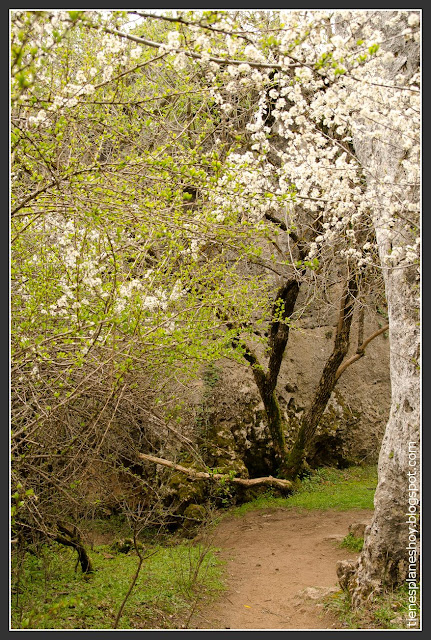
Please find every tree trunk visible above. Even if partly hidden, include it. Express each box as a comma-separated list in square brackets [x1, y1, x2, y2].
[239, 279, 301, 475]
[240, 345, 289, 473]
[337, 264, 420, 605]
[254, 373, 290, 476]
[54, 522, 93, 574]
[337, 11, 420, 606]
[285, 276, 358, 478]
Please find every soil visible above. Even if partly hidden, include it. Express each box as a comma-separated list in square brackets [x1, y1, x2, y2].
[190, 507, 373, 630]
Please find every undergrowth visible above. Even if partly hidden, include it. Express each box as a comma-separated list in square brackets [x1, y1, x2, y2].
[325, 583, 420, 629]
[11, 540, 224, 630]
[232, 464, 377, 516]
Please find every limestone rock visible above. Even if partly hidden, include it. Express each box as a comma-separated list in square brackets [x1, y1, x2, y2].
[348, 522, 371, 539]
[297, 586, 340, 601]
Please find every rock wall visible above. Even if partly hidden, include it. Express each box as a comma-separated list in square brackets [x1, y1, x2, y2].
[188, 306, 390, 477]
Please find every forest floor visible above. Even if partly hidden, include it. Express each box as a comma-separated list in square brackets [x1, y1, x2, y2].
[190, 507, 373, 630]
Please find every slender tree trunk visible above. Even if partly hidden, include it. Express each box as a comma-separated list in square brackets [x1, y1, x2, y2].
[249, 361, 289, 472]
[285, 276, 358, 479]
[114, 531, 148, 629]
[239, 279, 301, 476]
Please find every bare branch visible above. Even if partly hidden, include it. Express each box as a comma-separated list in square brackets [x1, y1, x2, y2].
[335, 323, 389, 381]
[138, 453, 292, 491]
[84, 22, 300, 71]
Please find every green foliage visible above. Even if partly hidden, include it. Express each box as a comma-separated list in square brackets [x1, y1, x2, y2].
[202, 363, 221, 390]
[368, 43, 380, 56]
[340, 533, 364, 552]
[315, 51, 334, 70]
[208, 469, 237, 508]
[11, 8, 276, 541]
[67, 10, 84, 22]
[11, 541, 224, 629]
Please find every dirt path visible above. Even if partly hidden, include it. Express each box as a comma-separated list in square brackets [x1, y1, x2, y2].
[191, 507, 373, 630]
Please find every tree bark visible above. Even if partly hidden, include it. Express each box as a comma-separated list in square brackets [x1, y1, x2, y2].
[337, 11, 420, 606]
[54, 522, 93, 574]
[337, 263, 420, 605]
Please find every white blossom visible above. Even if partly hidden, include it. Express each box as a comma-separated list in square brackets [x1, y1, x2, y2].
[167, 31, 182, 50]
[130, 46, 142, 59]
[406, 11, 420, 28]
[173, 51, 188, 70]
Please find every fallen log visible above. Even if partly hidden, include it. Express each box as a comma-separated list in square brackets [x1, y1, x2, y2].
[138, 452, 292, 491]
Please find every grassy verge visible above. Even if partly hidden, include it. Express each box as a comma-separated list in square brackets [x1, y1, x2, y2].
[232, 464, 377, 516]
[11, 540, 225, 629]
[325, 584, 420, 629]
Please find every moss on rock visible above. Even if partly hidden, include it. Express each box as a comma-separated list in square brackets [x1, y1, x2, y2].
[183, 503, 207, 522]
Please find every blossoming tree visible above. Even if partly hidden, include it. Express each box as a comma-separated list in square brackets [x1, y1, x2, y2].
[11, 9, 420, 603]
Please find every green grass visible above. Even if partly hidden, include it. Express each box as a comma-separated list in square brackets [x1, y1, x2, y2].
[11, 540, 225, 630]
[325, 583, 420, 629]
[232, 465, 377, 516]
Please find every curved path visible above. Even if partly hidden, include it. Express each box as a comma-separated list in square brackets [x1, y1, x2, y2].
[191, 507, 373, 630]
